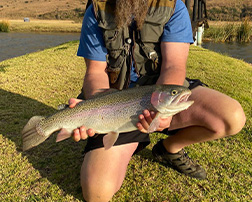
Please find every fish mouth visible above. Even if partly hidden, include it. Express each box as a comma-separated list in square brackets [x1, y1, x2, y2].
[171, 91, 194, 107]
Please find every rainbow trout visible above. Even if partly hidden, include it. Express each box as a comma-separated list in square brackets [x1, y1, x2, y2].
[22, 85, 194, 151]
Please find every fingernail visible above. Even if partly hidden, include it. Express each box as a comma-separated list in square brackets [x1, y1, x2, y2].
[144, 110, 150, 116]
[150, 111, 155, 115]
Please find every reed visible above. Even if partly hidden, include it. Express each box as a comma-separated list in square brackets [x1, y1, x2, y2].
[204, 24, 236, 42]
[204, 20, 252, 43]
[0, 20, 10, 32]
[237, 17, 252, 42]
[222, 23, 237, 42]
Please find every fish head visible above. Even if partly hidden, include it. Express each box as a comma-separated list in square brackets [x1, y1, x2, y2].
[151, 85, 194, 116]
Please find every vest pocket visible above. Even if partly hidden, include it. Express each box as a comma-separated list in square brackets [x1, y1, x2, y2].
[106, 54, 125, 84]
[103, 30, 124, 50]
[140, 23, 164, 42]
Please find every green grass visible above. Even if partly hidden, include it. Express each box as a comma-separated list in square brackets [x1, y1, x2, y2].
[0, 42, 251, 201]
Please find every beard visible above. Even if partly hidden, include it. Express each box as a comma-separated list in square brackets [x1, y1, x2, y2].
[115, 0, 149, 29]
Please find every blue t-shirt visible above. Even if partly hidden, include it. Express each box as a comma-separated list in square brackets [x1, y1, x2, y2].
[77, 0, 194, 82]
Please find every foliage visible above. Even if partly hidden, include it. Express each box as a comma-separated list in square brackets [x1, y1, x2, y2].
[0, 20, 10, 32]
[0, 42, 251, 201]
[237, 17, 252, 42]
[204, 19, 252, 42]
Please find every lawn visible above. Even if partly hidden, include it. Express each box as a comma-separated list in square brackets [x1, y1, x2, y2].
[0, 41, 251, 201]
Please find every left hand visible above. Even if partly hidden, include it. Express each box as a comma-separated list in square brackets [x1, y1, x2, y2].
[136, 110, 172, 133]
[68, 98, 96, 142]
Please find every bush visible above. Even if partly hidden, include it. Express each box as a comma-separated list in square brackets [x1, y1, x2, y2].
[0, 20, 10, 32]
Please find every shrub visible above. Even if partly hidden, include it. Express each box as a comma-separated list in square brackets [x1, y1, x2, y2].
[0, 20, 10, 32]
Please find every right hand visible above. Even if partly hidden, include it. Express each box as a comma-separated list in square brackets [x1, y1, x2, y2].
[136, 109, 172, 133]
[68, 98, 96, 142]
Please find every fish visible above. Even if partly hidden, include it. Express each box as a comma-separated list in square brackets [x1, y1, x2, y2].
[22, 85, 194, 151]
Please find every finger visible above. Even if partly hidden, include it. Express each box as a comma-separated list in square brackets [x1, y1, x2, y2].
[68, 98, 76, 108]
[79, 126, 88, 140]
[72, 128, 81, 142]
[143, 110, 153, 124]
[159, 116, 172, 129]
[139, 114, 150, 131]
[69, 98, 83, 108]
[136, 122, 148, 133]
[87, 128, 96, 137]
[150, 111, 156, 119]
[155, 116, 172, 131]
[156, 126, 166, 132]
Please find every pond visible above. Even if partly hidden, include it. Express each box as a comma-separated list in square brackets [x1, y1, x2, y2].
[0, 32, 80, 62]
[0, 32, 251, 64]
[201, 41, 252, 64]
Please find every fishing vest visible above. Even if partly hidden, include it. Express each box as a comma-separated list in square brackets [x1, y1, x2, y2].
[93, 0, 176, 89]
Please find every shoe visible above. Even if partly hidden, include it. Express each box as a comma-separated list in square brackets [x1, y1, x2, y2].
[152, 140, 206, 180]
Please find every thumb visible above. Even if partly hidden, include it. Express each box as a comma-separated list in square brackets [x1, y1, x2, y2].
[68, 98, 82, 108]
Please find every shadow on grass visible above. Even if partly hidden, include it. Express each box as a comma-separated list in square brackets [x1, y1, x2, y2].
[0, 89, 86, 201]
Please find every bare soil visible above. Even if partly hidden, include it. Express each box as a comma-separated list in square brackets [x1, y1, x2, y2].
[0, 0, 251, 21]
[0, 0, 88, 21]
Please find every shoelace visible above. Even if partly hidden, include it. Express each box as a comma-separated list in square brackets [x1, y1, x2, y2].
[175, 150, 196, 167]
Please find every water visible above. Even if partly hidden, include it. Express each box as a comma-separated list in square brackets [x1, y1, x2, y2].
[202, 41, 252, 64]
[0, 32, 251, 64]
[0, 32, 80, 62]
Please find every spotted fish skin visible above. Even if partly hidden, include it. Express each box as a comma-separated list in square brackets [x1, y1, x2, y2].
[22, 85, 194, 151]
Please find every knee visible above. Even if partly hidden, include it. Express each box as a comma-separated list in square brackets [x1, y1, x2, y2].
[218, 100, 246, 137]
[82, 180, 118, 202]
[227, 100, 246, 135]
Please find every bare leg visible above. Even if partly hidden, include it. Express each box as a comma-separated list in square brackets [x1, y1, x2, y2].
[164, 86, 246, 153]
[80, 142, 138, 202]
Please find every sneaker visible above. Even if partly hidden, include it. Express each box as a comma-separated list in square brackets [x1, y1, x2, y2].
[152, 140, 206, 180]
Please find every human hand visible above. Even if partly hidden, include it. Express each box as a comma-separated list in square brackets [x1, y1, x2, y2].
[136, 110, 172, 133]
[68, 98, 96, 142]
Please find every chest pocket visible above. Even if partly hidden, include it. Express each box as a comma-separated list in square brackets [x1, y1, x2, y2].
[140, 6, 174, 42]
[103, 28, 131, 89]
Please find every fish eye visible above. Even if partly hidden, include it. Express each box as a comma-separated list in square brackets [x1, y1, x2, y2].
[171, 90, 178, 95]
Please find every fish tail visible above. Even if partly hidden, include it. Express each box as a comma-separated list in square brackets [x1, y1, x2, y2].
[22, 116, 47, 151]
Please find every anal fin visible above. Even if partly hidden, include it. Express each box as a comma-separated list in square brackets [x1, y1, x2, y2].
[56, 128, 72, 142]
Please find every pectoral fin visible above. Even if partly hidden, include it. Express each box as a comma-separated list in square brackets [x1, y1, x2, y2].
[103, 131, 119, 150]
[56, 128, 72, 142]
[148, 112, 172, 133]
[148, 115, 161, 133]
